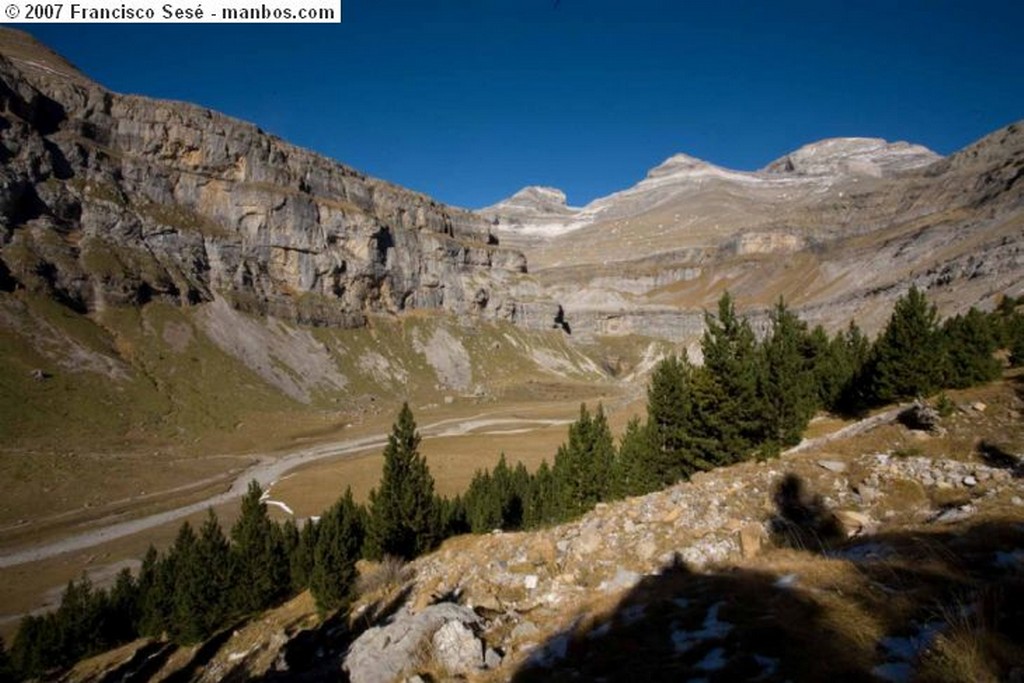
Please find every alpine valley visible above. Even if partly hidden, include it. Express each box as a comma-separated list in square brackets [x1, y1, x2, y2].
[1, 26, 1024, 683]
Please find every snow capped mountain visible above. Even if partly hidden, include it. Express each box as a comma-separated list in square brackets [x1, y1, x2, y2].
[482, 137, 943, 240]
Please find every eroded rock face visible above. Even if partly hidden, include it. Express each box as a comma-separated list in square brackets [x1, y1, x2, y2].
[0, 28, 527, 327]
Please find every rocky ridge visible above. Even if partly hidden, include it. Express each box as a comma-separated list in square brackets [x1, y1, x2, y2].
[0, 28, 533, 328]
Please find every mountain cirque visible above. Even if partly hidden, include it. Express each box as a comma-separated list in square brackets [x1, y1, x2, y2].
[486, 123, 1024, 341]
[2, 24, 1023, 350]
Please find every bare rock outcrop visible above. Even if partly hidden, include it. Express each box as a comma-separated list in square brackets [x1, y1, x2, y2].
[0, 27, 528, 328]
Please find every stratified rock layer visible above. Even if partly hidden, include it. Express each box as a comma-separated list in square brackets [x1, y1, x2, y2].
[0, 28, 527, 327]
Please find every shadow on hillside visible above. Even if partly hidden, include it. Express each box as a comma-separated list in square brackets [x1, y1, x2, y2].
[510, 474, 1024, 682]
[245, 584, 415, 683]
[163, 624, 240, 683]
[978, 440, 1024, 478]
[95, 641, 177, 683]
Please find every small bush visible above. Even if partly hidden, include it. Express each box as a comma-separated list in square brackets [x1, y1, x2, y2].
[934, 392, 956, 418]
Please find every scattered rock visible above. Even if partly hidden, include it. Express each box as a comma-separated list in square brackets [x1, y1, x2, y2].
[600, 567, 641, 593]
[972, 401, 987, 412]
[817, 460, 848, 474]
[484, 647, 503, 669]
[962, 475, 978, 487]
[835, 510, 877, 537]
[432, 620, 484, 675]
[573, 530, 601, 555]
[899, 401, 941, 433]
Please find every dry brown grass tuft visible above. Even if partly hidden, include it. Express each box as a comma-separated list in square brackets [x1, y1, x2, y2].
[356, 555, 414, 601]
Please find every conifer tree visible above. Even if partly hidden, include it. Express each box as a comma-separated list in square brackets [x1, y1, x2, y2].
[464, 468, 500, 533]
[524, 460, 558, 528]
[310, 489, 365, 613]
[10, 614, 57, 678]
[168, 521, 207, 643]
[833, 320, 873, 414]
[137, 544, 171, 638]
[365, 403, 439, 560]
[941, 307, 1002, 387]
[867, 286, 943, 403]
[290, 518, 319, 592]
[104, 568, 140, 645]
[645, 354, 699, 483]
[759, 298, 818, 447]
[699, 292, 764, 462]
[612, 416, 658, 498]
[552, 404, 615, 517]
[230, 481, 289, 615]
[0, 637, 14, 683]
[195, 510, 232, 636]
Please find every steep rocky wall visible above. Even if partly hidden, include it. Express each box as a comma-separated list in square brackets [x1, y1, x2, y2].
[0, 34, 528, 327]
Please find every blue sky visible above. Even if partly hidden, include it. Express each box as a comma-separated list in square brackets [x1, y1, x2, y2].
[18, 0, 1024, 208]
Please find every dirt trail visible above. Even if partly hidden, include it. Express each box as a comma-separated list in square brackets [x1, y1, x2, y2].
[0, 412, 575, 569]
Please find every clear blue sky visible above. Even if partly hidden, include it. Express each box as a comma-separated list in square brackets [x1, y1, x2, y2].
[17, 0, 1024, 208]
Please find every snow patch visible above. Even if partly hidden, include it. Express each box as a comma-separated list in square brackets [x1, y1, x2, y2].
[670, 602, 733, 654]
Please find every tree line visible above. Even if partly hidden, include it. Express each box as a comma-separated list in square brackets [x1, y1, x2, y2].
[6, 287, 1023, 679]
[452, 287, 1022, 531]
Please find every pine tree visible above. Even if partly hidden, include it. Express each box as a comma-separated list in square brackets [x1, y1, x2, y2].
[365, 403, 439, 560]
[168, 521, 207, 643]
[834, 320, 873, 414]
[759, 298, 818, 448]
[310, 489, 365, 614]
[103, 568, 139, 646]
[867, 286, 943, 404]
[645, 354, 699, 483]
[611, 416, 658, 498]
[464, 468, 500, 533]
[137, 544, 171, 638]
[0, 637, 15, 683]
[11, 614, 58, 678]
[230, 481, 289, 615]
[699, 292, 764, 463]
[195, 510, 232, 636]
[290, 518, 319, 592]
[941, 308, 1002, 387]
[437, 493, 469, 537]
[524, 460, 558, 528]
[551, 404, 615, 518]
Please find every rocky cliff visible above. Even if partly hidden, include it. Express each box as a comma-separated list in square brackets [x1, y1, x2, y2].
[0, 28, 529, 328]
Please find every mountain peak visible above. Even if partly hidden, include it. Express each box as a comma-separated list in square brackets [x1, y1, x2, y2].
[645, 153, 720, 179]
[763, 137, 941, 177]
[479, 185, 576, 219]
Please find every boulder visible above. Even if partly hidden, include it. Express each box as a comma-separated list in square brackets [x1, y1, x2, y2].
[343, 603, 481, 683]
[898, 401, 942, 433]
[431, 620, 484, 674]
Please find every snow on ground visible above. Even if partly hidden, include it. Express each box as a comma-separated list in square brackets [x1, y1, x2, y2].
[872, 622, 943, 682]
[670, 601, 733, 654]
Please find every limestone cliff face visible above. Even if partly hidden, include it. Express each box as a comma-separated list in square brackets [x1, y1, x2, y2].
[0, 29, 527, 327]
